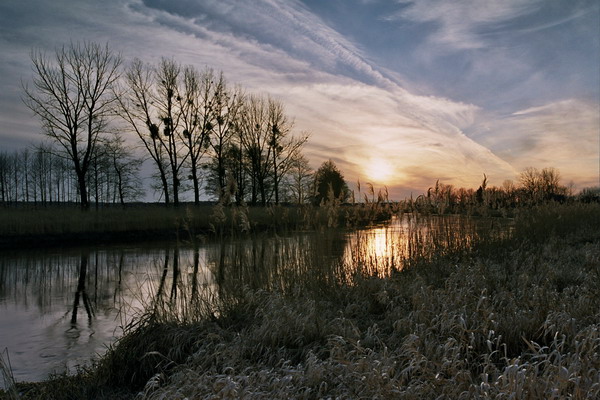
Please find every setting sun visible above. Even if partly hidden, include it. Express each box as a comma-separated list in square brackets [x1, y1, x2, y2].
[365, 158, 394, 184]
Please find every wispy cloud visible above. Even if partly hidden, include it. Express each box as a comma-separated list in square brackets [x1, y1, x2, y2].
[139, 0, 396, 87]
[472, 99, 599, 189]
[389, 0, 543, 50]
[129, 0, 518, 194]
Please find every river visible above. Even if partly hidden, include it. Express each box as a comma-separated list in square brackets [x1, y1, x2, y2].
[0, 214, 508, 385]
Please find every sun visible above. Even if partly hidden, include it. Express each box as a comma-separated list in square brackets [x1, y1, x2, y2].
[365, 159, 394, 184]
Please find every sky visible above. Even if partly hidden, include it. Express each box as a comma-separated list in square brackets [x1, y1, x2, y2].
[0, 0, 598, 200]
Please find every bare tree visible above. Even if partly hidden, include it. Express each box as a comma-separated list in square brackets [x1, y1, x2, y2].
[237, 95, 306, 205]
[103, 133, 144, 204]
[519, 167, 540, 202]
[23, 42, 122, 209]
[0, 151, 20, 204]
[287, 154, 313, 204]
[178, 67, 215, 204]
[208, 75, 244, 202]
[116, 58, 172, 204]
[266, 99, 308, 204]
[155, 58, 188, 205]
[0, 152, 11, 204]
[519, 166, 566, 203]
[237, 94, 271, 205]
[117, 58, 197, 205]
[540, 167, 562, 198]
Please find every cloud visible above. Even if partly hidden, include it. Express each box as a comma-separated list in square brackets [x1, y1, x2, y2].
[122, 0, 519, 195]
[278, 81, 516, 193]
[139, 0, 397, 88]
[471, 99, 599, 189]
[390, 0, 543, 50]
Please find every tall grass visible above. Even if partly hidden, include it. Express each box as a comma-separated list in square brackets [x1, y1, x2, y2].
[0, 349, 18, 400]
[0, 200, 397, 249]
[0, 205, 205, 241]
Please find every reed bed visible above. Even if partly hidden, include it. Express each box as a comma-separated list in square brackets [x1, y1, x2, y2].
[8, 203, 600, 399]
[0, 205, 202, 241]
[0, 201, 395, 249]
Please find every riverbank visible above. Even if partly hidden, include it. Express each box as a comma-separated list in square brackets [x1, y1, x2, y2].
[0, 202, 396, 250]
[3, 203, 599, 399]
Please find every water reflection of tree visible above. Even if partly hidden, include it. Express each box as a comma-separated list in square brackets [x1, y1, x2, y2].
[70, 254, 95, 323]
[112, 251, 124, 304]
[142, 234, 351, 322]
[170, 246, 180, 302]
[0, 249, 134, 317]
[151, 245, 186, 316]
[154, 247, 170, 303]
[204, 232, 349, 297]
[190, 247, 200, 303]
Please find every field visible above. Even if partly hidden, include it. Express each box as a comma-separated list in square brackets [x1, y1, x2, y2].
[1, 202, 599, 399]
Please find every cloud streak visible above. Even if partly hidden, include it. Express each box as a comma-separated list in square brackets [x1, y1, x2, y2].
[473, 99, 599, 188]
[132, 0, 520, 186]
[390, 0, 543, 50]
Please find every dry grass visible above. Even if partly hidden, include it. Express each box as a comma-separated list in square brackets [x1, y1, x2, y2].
[129, 228, 599, 399]
[0, 201, 396, 249]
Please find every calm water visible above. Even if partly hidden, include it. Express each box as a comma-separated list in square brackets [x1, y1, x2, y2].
[0, 215, 507, 385]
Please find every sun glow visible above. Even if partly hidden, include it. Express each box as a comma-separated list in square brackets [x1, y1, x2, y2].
[365, 158, 394, 184]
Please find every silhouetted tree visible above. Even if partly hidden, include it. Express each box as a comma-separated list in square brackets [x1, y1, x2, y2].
[287, 154, 313, 204]
[103, 133, 144, 204]
[154, 58, 189, 205]
[116, 58, 171, 204]
[519, 167, 566, 203]
[0, 151, 12, 203]
[266, 100, 308, 204]
[313, 160, 349, 205]
[237, 95, 272, 205]
[71, 254, 94, 323]
[476, 174, 487, 204]
[178, 67, 215, 204]
[207, 74, 244, 202]
[236, 95, 305, 205]
[23, 42, 122, 209]
[519, 167, 540, 202]
[539, 167, 563, 199]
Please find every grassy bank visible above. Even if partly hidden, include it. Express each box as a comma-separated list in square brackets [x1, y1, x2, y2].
[4, 203, 600, 399]
[0, 201, 395, 249]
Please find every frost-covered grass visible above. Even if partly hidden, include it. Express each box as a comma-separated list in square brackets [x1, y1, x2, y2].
[8, 203, 600, 399]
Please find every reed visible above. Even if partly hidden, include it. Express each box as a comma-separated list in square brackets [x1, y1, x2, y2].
[0, 349, 18, 400]
[0, 200, 399, 249]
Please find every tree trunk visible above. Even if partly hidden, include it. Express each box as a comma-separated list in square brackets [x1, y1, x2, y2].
[71, 254, 89, 323]
[192, 166, 200, 205]
[76, 170, 89, 210]
[116, 168, 125, 205]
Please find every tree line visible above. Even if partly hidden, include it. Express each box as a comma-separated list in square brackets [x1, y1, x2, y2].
[17, 41, 315, 209]
[409, 167, 583, 215]
[0, 138, 143, 206]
